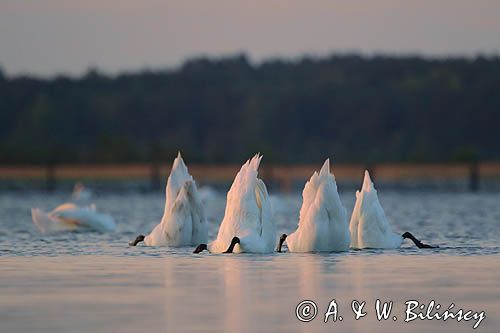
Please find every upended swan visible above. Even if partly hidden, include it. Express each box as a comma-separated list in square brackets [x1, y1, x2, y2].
[349, 170, 437, 249]
[31, 202, 116, 233]
[193, 154, 276, 254]
[277, 159, 350, 252]
[129, 152, 208, 246]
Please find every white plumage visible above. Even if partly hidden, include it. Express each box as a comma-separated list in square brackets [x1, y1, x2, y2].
[144, 152, 208, 246]
[31, 202, 116, 233]
[286, 159, 350, 252]
[349, 170, 402, 249]
[208, 154, 276, 253]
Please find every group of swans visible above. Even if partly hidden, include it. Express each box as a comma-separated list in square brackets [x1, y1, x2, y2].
[277, 166, 435, 252]
[130, 153, 436, 253]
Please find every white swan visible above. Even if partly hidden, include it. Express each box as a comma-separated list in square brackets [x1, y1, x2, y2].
[31, 202, 116, 234]
[349, 170, 437, 249]
[278, 159, 350, 252]
[193, 154, 276, 253]
[130, 152, 208, 247]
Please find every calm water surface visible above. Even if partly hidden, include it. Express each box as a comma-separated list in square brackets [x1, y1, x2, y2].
[1, 190, 499, 332]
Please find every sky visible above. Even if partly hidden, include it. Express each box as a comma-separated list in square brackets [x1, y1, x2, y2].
[1, 0, 500, 77]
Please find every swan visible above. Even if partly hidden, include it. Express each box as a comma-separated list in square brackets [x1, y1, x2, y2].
[193, 154, 276, 254]
[72, 182, 92, 201]
[129, 152, 208, 246]
[31, 202, 116, 233]
[277, 159, 350, 252]
[349, 170, 437, 249]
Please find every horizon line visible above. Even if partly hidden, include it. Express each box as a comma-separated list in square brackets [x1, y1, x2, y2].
[2, 50, 500, 81]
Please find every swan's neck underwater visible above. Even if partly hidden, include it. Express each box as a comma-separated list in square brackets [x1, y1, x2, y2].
[193, 236, 241, 254]
[223, 237, 241, 253]
[277, 234, 287, 252]
[193, 243, 208, 253]
[402, 232, 438, 249]
[129, 234, 145, 246]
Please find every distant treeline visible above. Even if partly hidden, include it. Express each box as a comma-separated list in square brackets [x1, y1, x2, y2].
[1, 54, 499, 164]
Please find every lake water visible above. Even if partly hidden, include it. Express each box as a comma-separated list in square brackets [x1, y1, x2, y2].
[1, 189, 499, 332]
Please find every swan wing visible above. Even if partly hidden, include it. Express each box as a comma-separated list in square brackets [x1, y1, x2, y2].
[289, 159, 349, 252]
[148, 152, 207, 246]
[158, 182, 194, 246]
[54, 208, 116, 232]
[255, 177, 276, 251]
[52, 202, 79, 213]
[31, 208, 78, 234]
[164, 152, 193, 213]
[186, 180, 208, 245]
[350, 171, 401, 249]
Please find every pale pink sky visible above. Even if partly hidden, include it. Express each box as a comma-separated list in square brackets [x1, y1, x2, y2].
[1, 0, 500, 77]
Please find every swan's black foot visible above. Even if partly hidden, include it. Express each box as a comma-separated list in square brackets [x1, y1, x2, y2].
[223, 237, 240, 253]
[129, 235, 145, 246]
[402, 232, 438, 249]
[277, 234, 287, 252]
[193, 244, 208, 253]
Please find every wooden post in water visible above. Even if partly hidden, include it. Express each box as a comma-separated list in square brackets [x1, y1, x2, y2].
[280, 176, 293, 193]
[469, 162, 479, 192]
[150, 162, 161, 191]
[149, 141, 162, 191]
[269, 166, 292, 193]
[46, 163, 56, 192]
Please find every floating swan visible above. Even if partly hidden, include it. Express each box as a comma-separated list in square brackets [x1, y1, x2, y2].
[31, 202, 116, 233]
[277, 159, 350, 252]
[193, 154, 276, 253]
[130, 152, 208, 246]
[349, 170, 436, 249]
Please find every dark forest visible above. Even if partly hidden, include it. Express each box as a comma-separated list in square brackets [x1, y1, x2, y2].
[1, 54, 499, 164]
